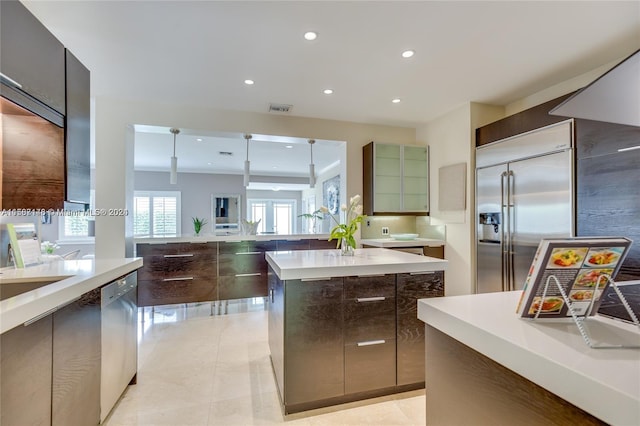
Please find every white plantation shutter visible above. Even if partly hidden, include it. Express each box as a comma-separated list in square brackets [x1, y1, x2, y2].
[134, 191, 180, 237]
[60, 190, 95, 239]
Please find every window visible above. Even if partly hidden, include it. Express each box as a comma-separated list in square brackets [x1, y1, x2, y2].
[133, 191, 181, 237]
[247, 199, 296, 234]
[59, 190, 95, 240]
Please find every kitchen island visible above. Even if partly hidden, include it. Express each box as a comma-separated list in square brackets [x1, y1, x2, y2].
[135, 234, 333, 307]
[418, 291, 640, 425]
[266, 248, 447, 414]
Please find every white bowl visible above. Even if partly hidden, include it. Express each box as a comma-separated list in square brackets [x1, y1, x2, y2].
[390, 233, 419, 241]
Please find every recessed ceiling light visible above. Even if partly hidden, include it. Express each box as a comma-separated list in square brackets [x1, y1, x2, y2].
[207, 162, 212, 165]
[304, 31, 317, 41]
[196, 138, 203, 142]
[285, 145, 293, 149]
[401, 50, 415, 58]
[392, 98, 401, 103]
[323, 89, 333, 95]
[272, 166, 278, 169]
[244, 79, 254, 85]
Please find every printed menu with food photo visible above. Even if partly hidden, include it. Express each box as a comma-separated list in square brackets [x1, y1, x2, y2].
[516, 237, 632, 319]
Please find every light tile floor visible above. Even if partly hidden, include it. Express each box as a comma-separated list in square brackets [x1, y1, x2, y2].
[104, 299, 426, 426]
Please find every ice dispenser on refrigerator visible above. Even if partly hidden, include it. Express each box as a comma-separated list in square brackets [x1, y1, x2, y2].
[479, 213, 500, 243]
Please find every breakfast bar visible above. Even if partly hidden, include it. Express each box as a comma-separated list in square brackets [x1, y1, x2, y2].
[265, 248, 447, 414]
[418, 291, 640, 425]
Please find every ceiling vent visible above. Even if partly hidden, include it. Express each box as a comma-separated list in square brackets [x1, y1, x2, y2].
[268, 103, 293, 113]
[218, 151, 233, 156]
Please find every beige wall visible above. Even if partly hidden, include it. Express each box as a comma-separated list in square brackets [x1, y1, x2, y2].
[94, 97, 416, 257]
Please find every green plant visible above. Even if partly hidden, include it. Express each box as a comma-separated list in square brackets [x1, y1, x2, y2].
[324, 194, 366, 250]
[192, 216, 208, 235]
[298, 209, 325, 221]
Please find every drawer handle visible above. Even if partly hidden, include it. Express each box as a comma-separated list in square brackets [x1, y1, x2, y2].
[301, 277, 332, 282]
[356, 296, 386, 303]
[356, 274, 385, 278]
[162, 277, 194, 282]
[357, 339, 386, 347]
[409, 271, 435, 275]
[163, 254, 194, 258]
[236, 251, 261, 255]
[1, 72, 22, 89]
[270, 288, 275, 304]
[235, 273, 261, 277]
[24, 307, 58, 326]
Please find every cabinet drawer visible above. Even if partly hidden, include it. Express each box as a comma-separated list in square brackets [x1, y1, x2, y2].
[218, 240, 276, 254]
[275, 240, 309, 251]
[218, 273, 267, 300]
[308, 239, 335, 250]
[345, 338, 396, 394]
[139, 253, 216, 280]
[344, 274, 395, 299]
[344, 297, 395, 343]
[136, 242, 217, 257]
[218, 252, 266, 276]
[138, 278, 216, 307]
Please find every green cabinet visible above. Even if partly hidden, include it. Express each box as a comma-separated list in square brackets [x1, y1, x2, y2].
[363, 142, 429, 215]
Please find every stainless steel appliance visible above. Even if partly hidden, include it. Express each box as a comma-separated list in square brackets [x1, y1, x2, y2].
[476, 120, 574, 293]
[101, 271, 138, 422]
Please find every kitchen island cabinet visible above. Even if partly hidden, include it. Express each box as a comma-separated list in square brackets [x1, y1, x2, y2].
[418, 291, 640, 425]
[266, 248, 447, 413]
[135, 234, 332, 307]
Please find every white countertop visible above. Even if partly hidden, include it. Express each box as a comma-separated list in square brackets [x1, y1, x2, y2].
[265, 248, 447, 280]
[0, 258, 143, 334]
[135, 233, 331, 244]
[361, 238, 445, 248]
[418, 291, 640, 425]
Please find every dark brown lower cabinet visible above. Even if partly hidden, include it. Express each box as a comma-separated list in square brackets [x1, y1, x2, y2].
[284, 277, 344, 406]
[396, 271, 444, 385]
[52, 287, 101, 426]
[0, 314, 53, 426]
[269, 268, 445, 413]
[138, 277, 216, 306]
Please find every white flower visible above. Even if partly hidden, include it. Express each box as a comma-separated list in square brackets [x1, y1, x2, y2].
[354, 204, 363, 215]
[340, 204, 347, 212]
[350, 194, 361, 205]
[319, 206, 329, 214]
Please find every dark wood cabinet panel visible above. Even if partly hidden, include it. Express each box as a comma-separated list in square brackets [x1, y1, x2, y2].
[218, 273, 267, 299]
[1, 104, 65, 210]
[64, 49, 91, 205]
[275, 239, 310, 251]
[268, 269, 285, 399]
[345, 339, 396, 394]
[138, 253, 216, 281]
[218, 252, 266, 276]
[218, 240, 276, 254]
[138, 278, 216, 306]
[52, 287, 101, 426]
[397, 271, 444, 386]
[344, 274, 395, 299]
[308, 238, 335, 250]
[136, 242, 216, 256]
[284, 278, 344, 406]
[575, 118, 640, 159]
[577, 152, 640, 280]
[0, 314, 53, 426]
[0, 0, 66, 114]
[475, 93, 573, 147]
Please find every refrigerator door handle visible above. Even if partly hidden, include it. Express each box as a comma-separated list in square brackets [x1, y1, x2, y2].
[500, 171, 509, 292]
[507, 170, 516, 291]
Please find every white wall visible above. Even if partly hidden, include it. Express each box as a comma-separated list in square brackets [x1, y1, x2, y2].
[93, 98, 416, 257]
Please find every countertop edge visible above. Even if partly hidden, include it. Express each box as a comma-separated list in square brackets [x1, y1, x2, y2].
[418, 294, 640, 425]
[1, 258, 143, 334]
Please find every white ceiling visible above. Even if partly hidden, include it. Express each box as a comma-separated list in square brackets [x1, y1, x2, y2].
[22, 1, 640, 178]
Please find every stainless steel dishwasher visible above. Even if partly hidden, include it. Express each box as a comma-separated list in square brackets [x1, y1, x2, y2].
[101, 271, 138, 423]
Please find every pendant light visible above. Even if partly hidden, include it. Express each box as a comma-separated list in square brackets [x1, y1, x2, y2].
[243, 134, 252, 187]
[308, 139, 316, 188]
[169, 128, 180, 184]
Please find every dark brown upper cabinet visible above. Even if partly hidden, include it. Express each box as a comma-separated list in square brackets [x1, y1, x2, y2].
[0, 0, 66, 115]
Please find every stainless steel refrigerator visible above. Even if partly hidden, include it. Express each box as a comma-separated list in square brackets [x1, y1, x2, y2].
[476, 120, 574, 293]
